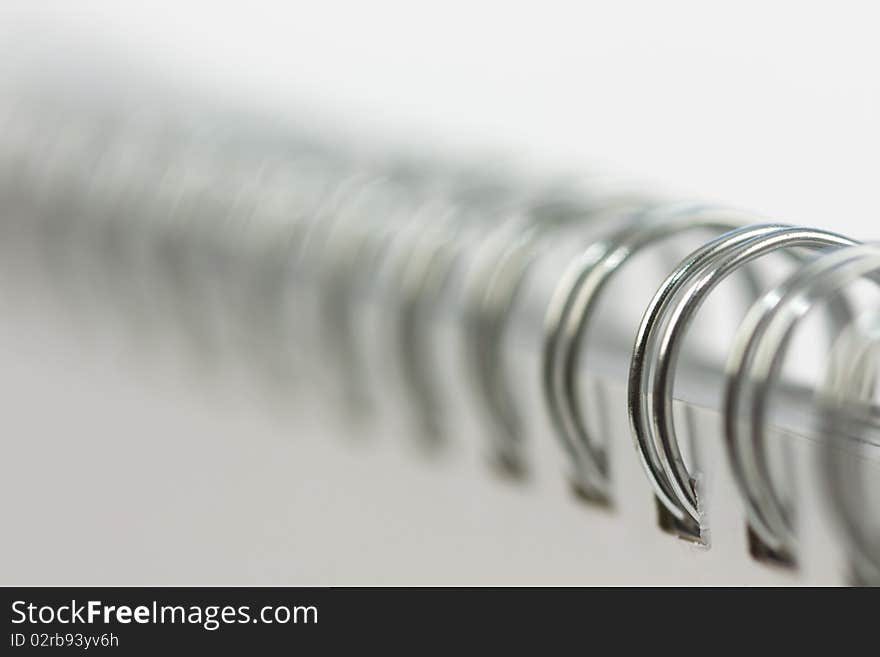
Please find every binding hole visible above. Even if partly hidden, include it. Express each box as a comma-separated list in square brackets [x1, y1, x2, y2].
[655, 496, 705, 544]
[746, 525, 796, 568]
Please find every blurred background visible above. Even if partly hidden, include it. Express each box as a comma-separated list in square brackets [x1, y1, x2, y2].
[1, 1, 878, 585]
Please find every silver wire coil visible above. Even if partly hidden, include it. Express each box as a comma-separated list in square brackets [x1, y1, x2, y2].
[1, 91, 878, 579]
[820, 307, 880, 585]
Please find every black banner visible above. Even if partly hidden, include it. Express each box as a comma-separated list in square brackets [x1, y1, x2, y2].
[0, 586, 865, 652]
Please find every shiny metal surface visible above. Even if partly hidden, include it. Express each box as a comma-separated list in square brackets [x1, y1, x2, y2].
[629, 225, 857, 538]
[543, 205, 749, 503]
[725, 244, 880, 558]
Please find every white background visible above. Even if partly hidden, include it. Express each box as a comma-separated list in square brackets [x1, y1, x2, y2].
[3, 1, 879, 236]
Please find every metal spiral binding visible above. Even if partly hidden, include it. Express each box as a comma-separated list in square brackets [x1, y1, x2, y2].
[465, 187, 650, 475]
[820, 307, 880, 585]
[628, 224, 857, 545]
[1, 91, 879, 580]
[543, 205, 762, 507]
[723, 245, 880, 568]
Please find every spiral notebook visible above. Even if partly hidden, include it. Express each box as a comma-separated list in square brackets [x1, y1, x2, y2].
[1, 82, 878, 586]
